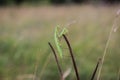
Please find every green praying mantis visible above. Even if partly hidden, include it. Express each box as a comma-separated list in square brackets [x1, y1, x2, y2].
[54, 25, 68, 58]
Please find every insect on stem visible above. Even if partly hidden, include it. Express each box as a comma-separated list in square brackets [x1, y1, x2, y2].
[48, 42, 63, 80]
[62, 34, 80, 80]
[90, 58, 101, 80]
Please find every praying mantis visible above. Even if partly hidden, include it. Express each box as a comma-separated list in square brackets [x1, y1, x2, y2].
[54, 25, 68, 58]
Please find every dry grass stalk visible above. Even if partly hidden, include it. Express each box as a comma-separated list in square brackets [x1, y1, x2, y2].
[97, 10, 120, 80]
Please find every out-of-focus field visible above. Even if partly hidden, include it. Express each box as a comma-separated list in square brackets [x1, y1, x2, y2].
[0, 5, 120, 80]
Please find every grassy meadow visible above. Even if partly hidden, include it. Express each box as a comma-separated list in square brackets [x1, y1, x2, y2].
[0, 5, 120, 80]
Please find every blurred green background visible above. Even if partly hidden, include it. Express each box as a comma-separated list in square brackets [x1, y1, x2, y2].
[0, 0, 120, 80]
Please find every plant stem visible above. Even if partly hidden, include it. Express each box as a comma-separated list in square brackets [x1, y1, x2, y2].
[117, 68, 120, 80]
[39, 52, 51, 80]
[63, 34, 80, 80]
[91, 58, 101, 80]
[48, 42, 63, 80]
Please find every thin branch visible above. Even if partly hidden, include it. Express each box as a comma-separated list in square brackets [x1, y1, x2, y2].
[63, 34, 80, 80]
[48, 42, 63, 80]
[90, 58, 101, 80]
